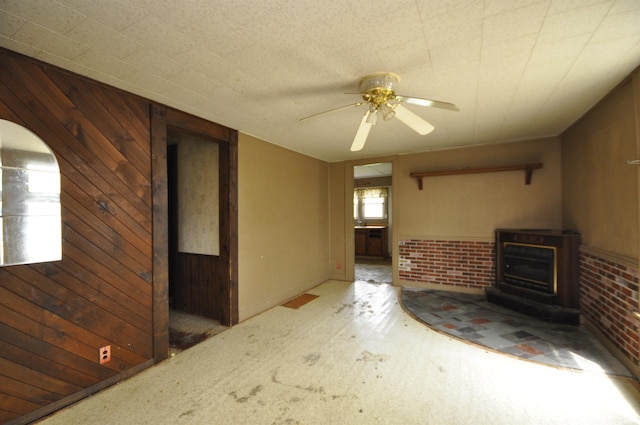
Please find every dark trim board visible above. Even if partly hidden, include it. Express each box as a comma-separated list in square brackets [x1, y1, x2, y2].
[151, 105, 170, 362]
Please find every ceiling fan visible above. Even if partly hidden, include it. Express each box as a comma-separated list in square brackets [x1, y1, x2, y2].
[300, 72, 459, 151]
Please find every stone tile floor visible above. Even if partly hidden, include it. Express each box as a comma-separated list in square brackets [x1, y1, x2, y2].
[401, 287, 635, 378]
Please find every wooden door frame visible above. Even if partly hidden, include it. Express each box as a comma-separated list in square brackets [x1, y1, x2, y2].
[150, 104, 238, 361]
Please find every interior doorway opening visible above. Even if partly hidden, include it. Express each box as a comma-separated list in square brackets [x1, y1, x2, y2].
[151, 105, 238, 361]
[353, 162, 392, 285]
[166, 131, 228, 354]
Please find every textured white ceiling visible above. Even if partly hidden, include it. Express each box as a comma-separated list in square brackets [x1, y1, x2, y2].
[1, 0, 640, 162]
[354, 162, 392, 178]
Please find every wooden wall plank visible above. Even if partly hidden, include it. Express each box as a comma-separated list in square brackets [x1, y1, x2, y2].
[1, 58, 152, 214]
[62, 199, 150, 278]
[51, 258, 150, 332]
[174, 253, 221, 320]
[0, 324, 103, 386]
[0, 357, 83, 397]
[0, 269, 150, 362]
[0, 49, 156, 423]
[0, 76, 154, 246]
[46, 71, 151, 179]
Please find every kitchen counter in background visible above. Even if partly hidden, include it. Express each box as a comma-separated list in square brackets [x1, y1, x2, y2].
[355, 226, 388, 258]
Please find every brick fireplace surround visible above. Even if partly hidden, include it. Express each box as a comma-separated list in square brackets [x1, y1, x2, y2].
[398, 238, 640, 372]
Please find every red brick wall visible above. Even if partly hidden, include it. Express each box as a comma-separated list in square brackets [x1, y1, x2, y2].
[580, 251, 639, 367]
[398, 239, 495, 289]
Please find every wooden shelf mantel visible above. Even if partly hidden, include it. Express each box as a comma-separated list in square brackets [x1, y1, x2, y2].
[410, 163, 543, 190]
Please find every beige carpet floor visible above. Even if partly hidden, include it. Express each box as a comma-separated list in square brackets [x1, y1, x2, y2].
[38, 281, 640, 425]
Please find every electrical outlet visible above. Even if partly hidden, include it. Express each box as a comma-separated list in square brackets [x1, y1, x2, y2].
[99, 345, 111, 364]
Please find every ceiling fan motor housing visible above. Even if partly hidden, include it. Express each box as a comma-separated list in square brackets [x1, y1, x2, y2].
[360, 73, 399, 107]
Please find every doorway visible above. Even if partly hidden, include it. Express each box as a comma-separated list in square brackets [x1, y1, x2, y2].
[166, 131, 229, 353]
[150, 105, 238, 361]
[353, 162, 392, 284]
[167, 132, 222, 318]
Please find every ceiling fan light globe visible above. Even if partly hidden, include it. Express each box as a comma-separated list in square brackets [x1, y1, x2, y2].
[381, 103, 395, 121]
[366, 108, 378, 125]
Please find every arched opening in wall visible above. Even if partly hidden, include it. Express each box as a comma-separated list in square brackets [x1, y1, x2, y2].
[353, 162, 392, 284]
[0, 119, 61, 266]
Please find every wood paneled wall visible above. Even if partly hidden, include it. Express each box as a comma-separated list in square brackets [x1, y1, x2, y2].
[173, 253, 223, 319]
[0, 49, 155, 424]
[0, 48, 238, 424]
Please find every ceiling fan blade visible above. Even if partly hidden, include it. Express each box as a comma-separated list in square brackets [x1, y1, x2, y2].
[394, 104, 434, 135]
[395, 95, 459, 111]
[350, 110, 373, 151]
[299, 102, 363, 121]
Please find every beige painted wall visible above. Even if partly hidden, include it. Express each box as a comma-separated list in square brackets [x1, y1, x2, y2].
[562, 77, 639, 259]
[395, 138, 563, 242]
[327, 140, 562, 284]
[329, 162, 347, 281]
[238, 133, 331, 321]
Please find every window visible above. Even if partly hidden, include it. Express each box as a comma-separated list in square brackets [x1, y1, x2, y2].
[354, 187, 388, 221]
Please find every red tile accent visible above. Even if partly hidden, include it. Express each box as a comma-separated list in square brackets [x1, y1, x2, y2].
[515, 344, 544, 356]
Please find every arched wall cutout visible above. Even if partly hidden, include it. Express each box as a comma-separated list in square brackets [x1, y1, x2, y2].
[0, 119, 62, 266]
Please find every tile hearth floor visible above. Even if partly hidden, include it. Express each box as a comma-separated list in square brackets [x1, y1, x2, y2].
[401, 287, 635, 378]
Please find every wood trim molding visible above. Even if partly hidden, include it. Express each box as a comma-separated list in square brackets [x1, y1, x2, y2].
[151, 104, 170, 362]
[398, 234, 495, 243]
[580, 245, 638, 269]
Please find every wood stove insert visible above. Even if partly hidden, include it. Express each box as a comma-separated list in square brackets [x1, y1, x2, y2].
[486, 229, 581, 324]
